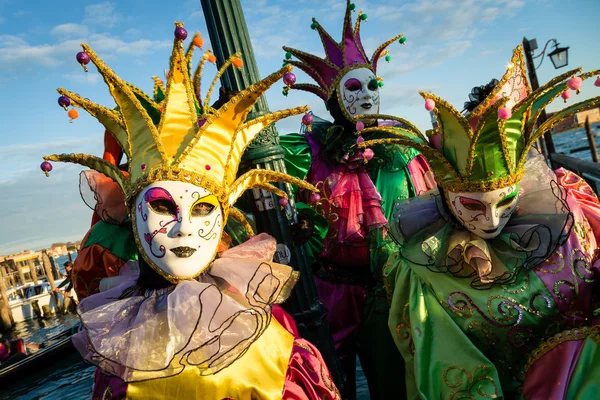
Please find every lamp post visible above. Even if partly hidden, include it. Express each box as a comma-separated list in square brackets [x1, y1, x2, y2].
[522, 37, 570, 159]
[199, 0, 345, 391]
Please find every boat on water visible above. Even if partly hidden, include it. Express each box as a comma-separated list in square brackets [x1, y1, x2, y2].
[6, 278, 76, 322]
[0, 323, 80, 386]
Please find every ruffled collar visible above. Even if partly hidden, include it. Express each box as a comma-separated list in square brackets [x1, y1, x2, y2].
[390, 156, 574, 288]
[72, 233, 298, 382]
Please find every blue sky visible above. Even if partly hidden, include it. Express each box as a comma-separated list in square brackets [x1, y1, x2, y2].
[0, 0, 599, 254]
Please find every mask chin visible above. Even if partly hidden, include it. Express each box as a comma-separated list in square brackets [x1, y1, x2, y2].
[133, 180, 225, 283]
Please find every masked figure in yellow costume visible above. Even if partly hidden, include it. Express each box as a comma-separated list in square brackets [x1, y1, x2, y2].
[44, 23, 340, 400]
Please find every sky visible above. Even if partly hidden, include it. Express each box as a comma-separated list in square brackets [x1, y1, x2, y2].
[0, 0, 599, 254]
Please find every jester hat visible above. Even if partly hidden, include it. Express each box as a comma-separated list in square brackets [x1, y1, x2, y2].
[358, 44, 600, 192]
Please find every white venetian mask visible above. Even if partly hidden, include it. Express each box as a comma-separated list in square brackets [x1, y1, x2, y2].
[134, 181, 224, 280]
[447, 185, 519, 239]
[338, 67, 380, 119]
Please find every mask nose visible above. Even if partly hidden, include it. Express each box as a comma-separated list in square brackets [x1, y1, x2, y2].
[173, 217, 194, 237]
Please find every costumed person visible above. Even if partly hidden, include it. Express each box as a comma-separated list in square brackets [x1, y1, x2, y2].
[278, 1, 433, 397]
[68, 64, 251, 301]
[42, 22, 341, 400]
[358, 45, 600, 399]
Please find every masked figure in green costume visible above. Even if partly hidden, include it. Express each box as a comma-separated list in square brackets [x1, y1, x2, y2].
[279, 1, 433, 398]
[358, 44, 600, 399]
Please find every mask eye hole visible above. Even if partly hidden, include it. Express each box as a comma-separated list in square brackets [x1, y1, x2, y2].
[344, 78, 362, 92]
[367, 78, 378, 91]
[459, 197, 486, 212]
[497, 195, 517, 208]
[149, 199, 177, 216]
[191, 202, 215, 217]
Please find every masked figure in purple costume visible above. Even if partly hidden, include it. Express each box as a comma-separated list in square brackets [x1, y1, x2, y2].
[358, 44, 600, 399]
[43, 23, 342, 400]
[279, 1, 434, 398]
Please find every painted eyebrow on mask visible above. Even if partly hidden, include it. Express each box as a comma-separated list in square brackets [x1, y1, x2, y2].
[190, 194, 219, 218]
[144, 187, 174, 203]
[497, 188, 519, 207]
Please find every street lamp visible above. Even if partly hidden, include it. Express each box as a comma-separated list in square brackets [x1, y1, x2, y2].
[522, 37, 570, 159]
[547, 42, 570, 69]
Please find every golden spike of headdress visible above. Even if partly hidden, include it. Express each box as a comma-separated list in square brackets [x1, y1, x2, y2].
[81, 43, 166, 179]
[193, 50, 213, 107]
[152, 76, 166, 104]
[56, 87, 130, 157]
[156, 24, 198, 159]
[203, 52, 242, 110]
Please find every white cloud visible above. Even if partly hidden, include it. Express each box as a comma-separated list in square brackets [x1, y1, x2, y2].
[62, 72, 102, 85]
[83, 2, 121, 28]
[0, 34, 170, 70]
[51, 23, 90, 38]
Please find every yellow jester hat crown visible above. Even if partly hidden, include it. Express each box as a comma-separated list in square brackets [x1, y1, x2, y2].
[358, 44, 600, 192]
[44, 22, 316, 216]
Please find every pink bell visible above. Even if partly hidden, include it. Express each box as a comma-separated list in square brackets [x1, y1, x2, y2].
[310, 193, 321, 203]
[595, 77, 600, 87]
[363, 148, 374, 161]
[425, 98, 435, 111]
[355, 121, 365, 132]
[561, 90, 571, 103]
[356, 136, 365, 144]
[498, 107, 512, 120]
[567, 76, 583, 94]
[279, 198, 289, 207]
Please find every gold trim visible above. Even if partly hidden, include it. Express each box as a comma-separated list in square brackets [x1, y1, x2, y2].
[469, 45, 529, 118]
[371, 33, 404, 71]
[45, 153, 128, 192]
[533, 96, 600, 148]
[284, 59, 329, 90]
[358, 136, 462, 182]
[151, 76, 165, 101]
[125, 167, 229, 203]
[204, 52, 242, 111]
[441, 170, 524, 193]
[126, 82, 161, 114]
[355, 114, 423, 137]
[193, 50, 213, 105]
[523, 326, 600, 375]
[57, 87, 130, 157]
[81, 43, 167, 166]
[420, 91, 472, 141]
[274, 270, 300, 304]
[176, 65, 295, 171]
[289, 83, 328, 100]
[227, 105, 309, 176]
[156, 30, 198, 142]
[465, 97, 509, 176]
[228, 207, 255, 236]
[252, 183, 288, 199]
[228, 169, 318, 207]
